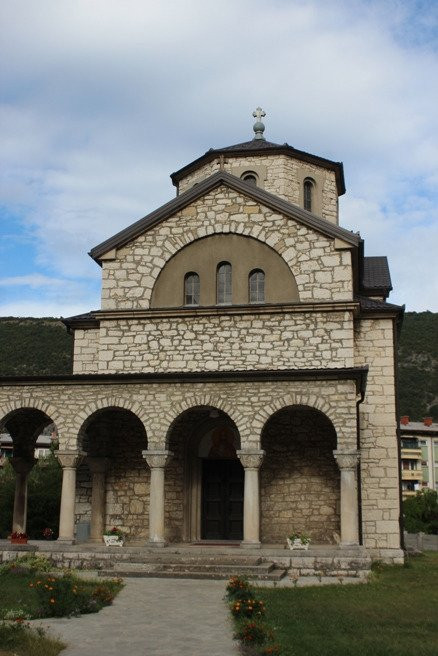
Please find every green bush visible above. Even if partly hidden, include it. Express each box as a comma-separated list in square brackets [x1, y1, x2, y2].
[403, 489, 438, 534]
[225, 575, 255, 601]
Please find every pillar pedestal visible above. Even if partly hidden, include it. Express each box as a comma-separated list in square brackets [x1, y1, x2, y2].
[10, 457, 36, 535]
[237, 449, 265, 549]
[88, 457, 110, 543]
[142, 450, 173, 547]
[334, 449, 360, 547]
[56, 450, 84, 544]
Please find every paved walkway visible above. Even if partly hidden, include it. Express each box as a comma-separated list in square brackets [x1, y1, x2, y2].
[33, 577, 238, 656]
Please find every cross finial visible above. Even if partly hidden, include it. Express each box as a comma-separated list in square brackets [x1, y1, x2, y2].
[252, 107, 266, 140]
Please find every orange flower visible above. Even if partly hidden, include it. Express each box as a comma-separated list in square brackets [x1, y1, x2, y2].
[50, 598, 55, 604]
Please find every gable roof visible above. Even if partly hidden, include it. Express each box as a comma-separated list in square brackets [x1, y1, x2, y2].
[170, 140, 346, 196]
[89, 170, 360, 264]
[361, 256, 392, 297]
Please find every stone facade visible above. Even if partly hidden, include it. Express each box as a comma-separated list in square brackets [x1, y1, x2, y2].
[177, 155, 339, 224]
[0, 127, 404, 563]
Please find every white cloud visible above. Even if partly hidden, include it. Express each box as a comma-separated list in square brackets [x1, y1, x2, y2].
[0, 0, 437, 311]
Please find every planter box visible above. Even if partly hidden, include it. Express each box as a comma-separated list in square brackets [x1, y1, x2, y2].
[103, 535, 124, 547]
[287, 537, 310, 551]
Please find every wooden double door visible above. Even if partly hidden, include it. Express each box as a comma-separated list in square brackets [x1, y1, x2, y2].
[201, 459, 244, 541]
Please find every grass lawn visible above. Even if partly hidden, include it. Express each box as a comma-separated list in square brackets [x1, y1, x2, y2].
[256, 552, 438, 656]
[0, 622, 65, 656]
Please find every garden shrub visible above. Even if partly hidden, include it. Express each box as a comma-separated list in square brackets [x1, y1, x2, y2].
[32, 574, 118, 618]
[403, 489, 438, 534]
[226, 575, 255, 601]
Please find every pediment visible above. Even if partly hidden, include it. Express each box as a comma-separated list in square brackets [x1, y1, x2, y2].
[89, 171, 360, 265]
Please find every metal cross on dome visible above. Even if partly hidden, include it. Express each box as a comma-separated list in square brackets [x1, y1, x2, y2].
[252, 107, 266, 140]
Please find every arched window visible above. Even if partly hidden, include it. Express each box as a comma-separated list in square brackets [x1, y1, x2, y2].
[184, 272, 200, 306]
[303, 178, 314, 212]
[241, 171, 258, 186]
[216, 262, 232, 305]
[249, 269, 265, 304]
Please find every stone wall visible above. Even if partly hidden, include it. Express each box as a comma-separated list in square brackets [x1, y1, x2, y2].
[100, 186, 353, 311]
[354, 317, 401, 556]
[96, 311, 355, 373]
[261, 406, 340, 544]
[177, 154, 339, 223]
[72, 328, 99, 374]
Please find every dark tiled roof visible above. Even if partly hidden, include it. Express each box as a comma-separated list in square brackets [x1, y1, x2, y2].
[218, 139, 285, 151]
[355, 295, 403, 313]
[170, 140, 346, 195]
[361, 257, 392, 294]
[62, 311, 99, 330]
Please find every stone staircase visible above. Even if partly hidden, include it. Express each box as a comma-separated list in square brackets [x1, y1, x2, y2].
[98, 554, 287, 582]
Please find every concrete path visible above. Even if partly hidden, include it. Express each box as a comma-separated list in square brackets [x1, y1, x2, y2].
[33, 577, 238, 656]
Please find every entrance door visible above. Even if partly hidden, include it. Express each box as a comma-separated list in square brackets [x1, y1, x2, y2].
[201, 459, 244, 540]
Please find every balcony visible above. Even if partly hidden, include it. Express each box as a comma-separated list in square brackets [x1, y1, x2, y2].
[401, 448, 422, 458]
[402, 470, 422, 481]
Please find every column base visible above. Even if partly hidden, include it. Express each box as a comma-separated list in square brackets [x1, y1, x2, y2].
[57, 538, 76, 545]
[240, 540, 261, 549]
[148, 540, 167, 548]
[340, 541, 360, 548]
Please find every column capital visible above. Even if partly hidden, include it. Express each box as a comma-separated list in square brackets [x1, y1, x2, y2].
[142, 450, 173, 469]
[10, 456, 37, 475]
[236, 449, 265, 470]
[87, 457, 110, 474]
[333, 449, 360, 471]
[56, 450, 85, 469]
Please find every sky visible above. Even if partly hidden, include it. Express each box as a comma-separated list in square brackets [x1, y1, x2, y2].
[0, 0, 437, 317]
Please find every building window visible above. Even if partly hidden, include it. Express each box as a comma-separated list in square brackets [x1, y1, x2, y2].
[249, 269, 265, 303]
[217, 262, 232, 304]
[241, 171, 258, 186]
[303, 178, 314, 211]
[184, 272, 200, 306]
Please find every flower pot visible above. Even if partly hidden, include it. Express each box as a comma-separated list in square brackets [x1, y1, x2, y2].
[11, 537, 28, 545]
[103, 535, 124, 547]
[287, 537, 309, 551]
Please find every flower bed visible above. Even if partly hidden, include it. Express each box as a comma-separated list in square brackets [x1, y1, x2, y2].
[226, 576, 281, 655]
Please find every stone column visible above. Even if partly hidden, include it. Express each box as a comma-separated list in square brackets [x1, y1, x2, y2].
[88, 457, 110, 542]
[142, 450, 173, 547]
[334, 449, 360, 547]
[236, 449, 265, 549]
[10, 457, 36, 535]
[56, 451, 84, 544]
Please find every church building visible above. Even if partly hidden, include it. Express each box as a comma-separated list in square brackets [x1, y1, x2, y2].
[0, 110, 404, 564]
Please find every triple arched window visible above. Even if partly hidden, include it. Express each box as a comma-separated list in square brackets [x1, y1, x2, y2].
[183, 265, 266, 306]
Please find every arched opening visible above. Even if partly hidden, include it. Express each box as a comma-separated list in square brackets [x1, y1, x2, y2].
[261, 405, 340, 544]
[184, 271, 200, 306]
[77, 407, 148, 542]
[249, 268, 265, 303]
[166, 406, 243, 543]
[241, 171, 258, 186]
[303, 178, 314, 212]
[216, 261, 232, 305]
[0, 407, 60, 539]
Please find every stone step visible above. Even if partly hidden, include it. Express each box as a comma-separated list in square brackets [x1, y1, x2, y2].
[154, 562, 274, 574]
[125, 554, 263, 566]
[99, 565, 287, 581]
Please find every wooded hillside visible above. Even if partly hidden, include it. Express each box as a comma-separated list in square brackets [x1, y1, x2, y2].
[0, 313, 436, 420]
